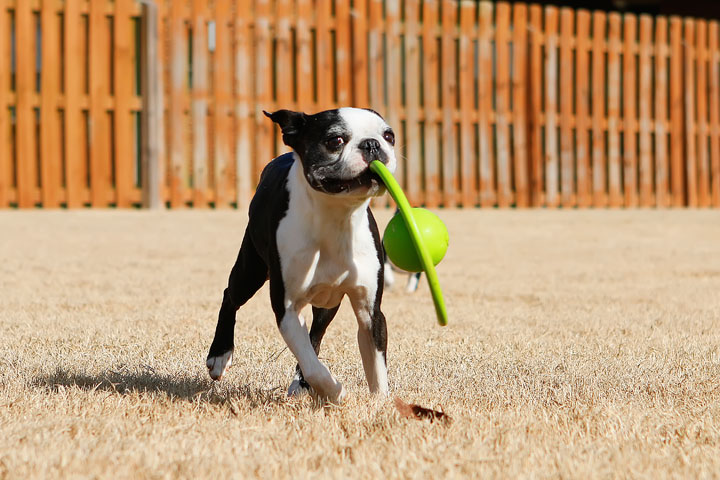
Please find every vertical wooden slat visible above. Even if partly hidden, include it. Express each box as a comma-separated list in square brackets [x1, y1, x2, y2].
[495, 3, 512, 208]
[458, 1, 475, 208]
[623, 15, 638, 207]
[368, 0, 385, 113]
[316, 0, 332, 110]
[169, 0, 187, 207]
[478, 1, 495, 207]
[575, 9, 591, 207]
[405, 0, 422, 206]
[335, 0, 352, 107]
[351, 0, 369, 107]
[655, 17, 669, 207]
[528, 4, 543, 206]
[191, 0, 209, 207]
[512, 3, 529, 208]
[214, 0, 233, 207]
[669, 17, 684, 207]
[385, 0, 402, 205]
[0, 0, 9, 207]
[544, 6, 559, 208]
[64, 0, 84, 207]
[558, 8, 574, 207]
[89, 0, 111, 207]
[255, 0, 273, 175]
[440, 0, 456, 207]
[296, 0, 313, 111]
[114, 0, 134, 207]
[638, 15, 653, 207]
[40, 0, 61, 207]
[235, 0, 254, 209]
[684, 19, 698, 207]
[275, 0, 293, 139]
[591, 11, 607, 207]
[709, 22, 720, 208]
[696, 20, 710, 207]
[16, 0, 36, 207]
[422, 0, 440, 208]
[140, 0, 164, 209]
[607, 13, 622, 207]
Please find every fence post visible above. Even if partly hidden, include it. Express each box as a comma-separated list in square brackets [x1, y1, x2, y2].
[141, 1, 164, 209]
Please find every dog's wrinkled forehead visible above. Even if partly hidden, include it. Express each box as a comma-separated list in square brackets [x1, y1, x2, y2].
[301, 108, 387, 141]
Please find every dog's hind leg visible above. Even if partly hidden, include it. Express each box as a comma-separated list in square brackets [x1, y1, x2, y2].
[288, 305, 340, 396]
[355, 305, 388, 394]
[207, 231, 268, 381]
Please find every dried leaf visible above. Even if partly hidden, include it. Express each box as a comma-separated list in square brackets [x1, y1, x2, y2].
[394, 397, 450, 423]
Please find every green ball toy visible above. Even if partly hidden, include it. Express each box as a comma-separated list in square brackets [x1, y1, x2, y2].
[383, 208, 449, 273]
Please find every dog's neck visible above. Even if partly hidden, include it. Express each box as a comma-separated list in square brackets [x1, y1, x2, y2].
[288, 153, 372, 225]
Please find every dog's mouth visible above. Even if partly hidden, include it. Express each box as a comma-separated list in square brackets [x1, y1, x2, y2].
[307, 168, 385, 195]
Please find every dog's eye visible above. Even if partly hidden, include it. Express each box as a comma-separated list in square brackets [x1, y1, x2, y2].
[383, 131, 395, 146]
[325, 136, 345, 151]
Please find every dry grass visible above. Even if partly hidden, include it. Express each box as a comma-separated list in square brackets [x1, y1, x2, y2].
[1, 209, 720, 479]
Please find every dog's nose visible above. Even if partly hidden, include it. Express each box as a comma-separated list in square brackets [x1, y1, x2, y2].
[358, 138, 381, 153]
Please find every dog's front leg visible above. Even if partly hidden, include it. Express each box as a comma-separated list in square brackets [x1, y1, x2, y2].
[278, 309, 345, 403]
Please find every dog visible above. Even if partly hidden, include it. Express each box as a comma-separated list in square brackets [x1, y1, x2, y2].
[205, 108, 397, 403]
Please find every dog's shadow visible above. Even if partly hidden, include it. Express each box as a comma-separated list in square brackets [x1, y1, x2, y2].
[33, 365, 287, 408]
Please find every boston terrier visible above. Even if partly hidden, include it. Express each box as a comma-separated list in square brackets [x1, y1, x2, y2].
[205, 108, 397, 403]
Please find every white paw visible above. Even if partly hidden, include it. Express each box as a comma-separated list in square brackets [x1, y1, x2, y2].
[206, 350, 233, 381]
[405, 274, 420, 293]
[287, 371, 309, 397]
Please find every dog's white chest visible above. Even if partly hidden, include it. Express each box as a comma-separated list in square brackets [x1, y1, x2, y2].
[276, 163, 380, 310]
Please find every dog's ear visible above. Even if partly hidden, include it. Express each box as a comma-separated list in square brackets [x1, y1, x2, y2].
[264, 110, 306, 151]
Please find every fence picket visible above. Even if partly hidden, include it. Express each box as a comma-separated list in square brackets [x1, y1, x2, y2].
[669, 17, 684, 207]
[405, 0, 422, 206]
[422, 0, 440, 208]
[191, 0, 209, 207]
[512, 3, 529, 208]
[528, 4, 543, 206]
[638, 15, 653, 207]
[0, 0, 8, 207]
[478, 1, 496, 207]
[607, 13, 622, 208]
[16, 0, 36, 208]
[591, 11, 607, 207]
[114, 0, 134, 207]
[351, 0, 369, 107]
[559, 8, 574, 207]
[459, 1, 475, 208]
[169, 0, 187, 207]
[496, 3, 512, 208]
[710, 22, 720, 208]
[40, 0, 61, 208]
[235, 0, 254, 209]
[440, 0, 457, 207]
[335, 0, 352, 107]
[575, 9, 591, 207]
[544, 6, 559, 208]
[214, 0, 233, 207]
[696, 20, 710, 207]
[655, 17, 670, 207]
[623, 15, 638, 207]
[684, 19, 698, 207]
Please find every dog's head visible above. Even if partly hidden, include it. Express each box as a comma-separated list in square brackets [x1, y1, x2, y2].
[264, 108, 397, 197]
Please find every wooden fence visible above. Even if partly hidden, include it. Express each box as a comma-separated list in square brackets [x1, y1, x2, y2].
[1, 0, 720, 209]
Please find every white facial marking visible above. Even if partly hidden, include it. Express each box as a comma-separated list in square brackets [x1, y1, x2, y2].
[336, 107, 397, 179]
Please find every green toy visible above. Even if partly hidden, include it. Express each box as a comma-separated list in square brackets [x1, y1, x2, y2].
[369, 160, 449, 326]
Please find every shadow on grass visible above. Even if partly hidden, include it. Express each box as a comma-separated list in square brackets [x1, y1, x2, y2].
[32, 365, 287, 408]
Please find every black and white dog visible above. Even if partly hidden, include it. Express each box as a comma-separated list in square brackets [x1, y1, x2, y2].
[206, 108, 397, 403]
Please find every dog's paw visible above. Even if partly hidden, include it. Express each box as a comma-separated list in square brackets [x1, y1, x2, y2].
[206, 350, 233, 381]
[287, 369, 311, 397]
[405, 273, 420, 293]
[383, 261, 396, 289]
